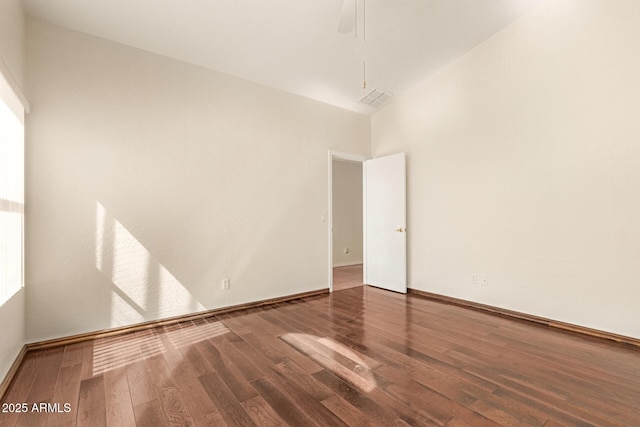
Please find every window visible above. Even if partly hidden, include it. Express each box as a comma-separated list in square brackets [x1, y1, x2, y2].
[0, 67, 25, 306]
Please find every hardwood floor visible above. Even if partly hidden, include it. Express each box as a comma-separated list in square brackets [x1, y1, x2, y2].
[2, 286, 639, 426]
[333, 264, 363, 291]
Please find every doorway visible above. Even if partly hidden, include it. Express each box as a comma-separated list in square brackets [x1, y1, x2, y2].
[328, 151, 406, 293]
[328, 151, 366, 292]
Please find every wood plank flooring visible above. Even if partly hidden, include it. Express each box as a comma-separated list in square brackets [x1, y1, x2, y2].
[333, 264, 363, 291]
[2, 286, 640, 426]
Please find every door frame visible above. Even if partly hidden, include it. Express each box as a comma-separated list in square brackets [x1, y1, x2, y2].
[328, 150, 368, 293]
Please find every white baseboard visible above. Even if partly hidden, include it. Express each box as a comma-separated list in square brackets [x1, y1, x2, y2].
[332, 261, 363, 268]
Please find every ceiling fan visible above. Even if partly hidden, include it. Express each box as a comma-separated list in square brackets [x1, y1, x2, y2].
[337, 0, 392, 105]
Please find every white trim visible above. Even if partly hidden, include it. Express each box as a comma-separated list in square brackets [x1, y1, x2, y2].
[328, 152, 333, 293]
[328, 150, 367, 293]
[362, 160, 367, 286]
[330, 151, 366, 163]
[0, 58, 30, 114]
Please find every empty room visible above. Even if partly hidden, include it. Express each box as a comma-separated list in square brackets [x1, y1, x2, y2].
[1, 0, 639, 425]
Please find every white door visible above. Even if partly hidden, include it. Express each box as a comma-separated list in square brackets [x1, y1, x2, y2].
[364, 152, 406, 293]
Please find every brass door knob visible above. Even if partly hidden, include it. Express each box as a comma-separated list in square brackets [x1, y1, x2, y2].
[394, 227, 406, 233]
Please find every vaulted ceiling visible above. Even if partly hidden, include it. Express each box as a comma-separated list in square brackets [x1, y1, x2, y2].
[23, 0, 545, 114]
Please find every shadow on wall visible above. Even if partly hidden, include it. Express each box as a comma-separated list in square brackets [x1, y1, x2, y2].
[95, 201, 205, 328]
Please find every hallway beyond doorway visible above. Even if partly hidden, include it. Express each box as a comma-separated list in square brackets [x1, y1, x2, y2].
[332, 264, 363, 291]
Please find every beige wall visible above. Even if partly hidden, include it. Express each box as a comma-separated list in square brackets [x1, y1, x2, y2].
[332, 160, 363, 267]
[0, 0, 26, 380]
[0, 0, 24, 88]
[25, 19, 370, 342]
[372, 0, 640, 339]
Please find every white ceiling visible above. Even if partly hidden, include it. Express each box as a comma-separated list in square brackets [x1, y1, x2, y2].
[22, 0, 545, 114]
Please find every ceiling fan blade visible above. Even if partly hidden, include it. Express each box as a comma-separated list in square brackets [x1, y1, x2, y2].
[337, 0, 355, 33]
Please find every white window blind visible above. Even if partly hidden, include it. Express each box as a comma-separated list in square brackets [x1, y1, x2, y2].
[0, 67, 25, 306]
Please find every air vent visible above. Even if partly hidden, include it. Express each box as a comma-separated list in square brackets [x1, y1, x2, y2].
[359, 89, 393, 108]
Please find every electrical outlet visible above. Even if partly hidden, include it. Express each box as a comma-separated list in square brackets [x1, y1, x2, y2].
[480, 274, 488, 286]
[221, 278, 230, 290]
[472, 274, 477, 285]
[344, 248, 349, 254]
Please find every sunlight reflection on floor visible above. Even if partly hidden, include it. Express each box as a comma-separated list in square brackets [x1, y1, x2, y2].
[280, 333, 377, 393]
[92, 320, 229, 375]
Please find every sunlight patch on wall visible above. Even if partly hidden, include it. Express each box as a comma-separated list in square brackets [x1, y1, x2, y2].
[95, 201, 205, 327]
[280, 333, 377, 393]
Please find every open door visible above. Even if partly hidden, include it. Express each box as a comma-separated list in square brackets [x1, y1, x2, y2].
[364, 152, 406, 293]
